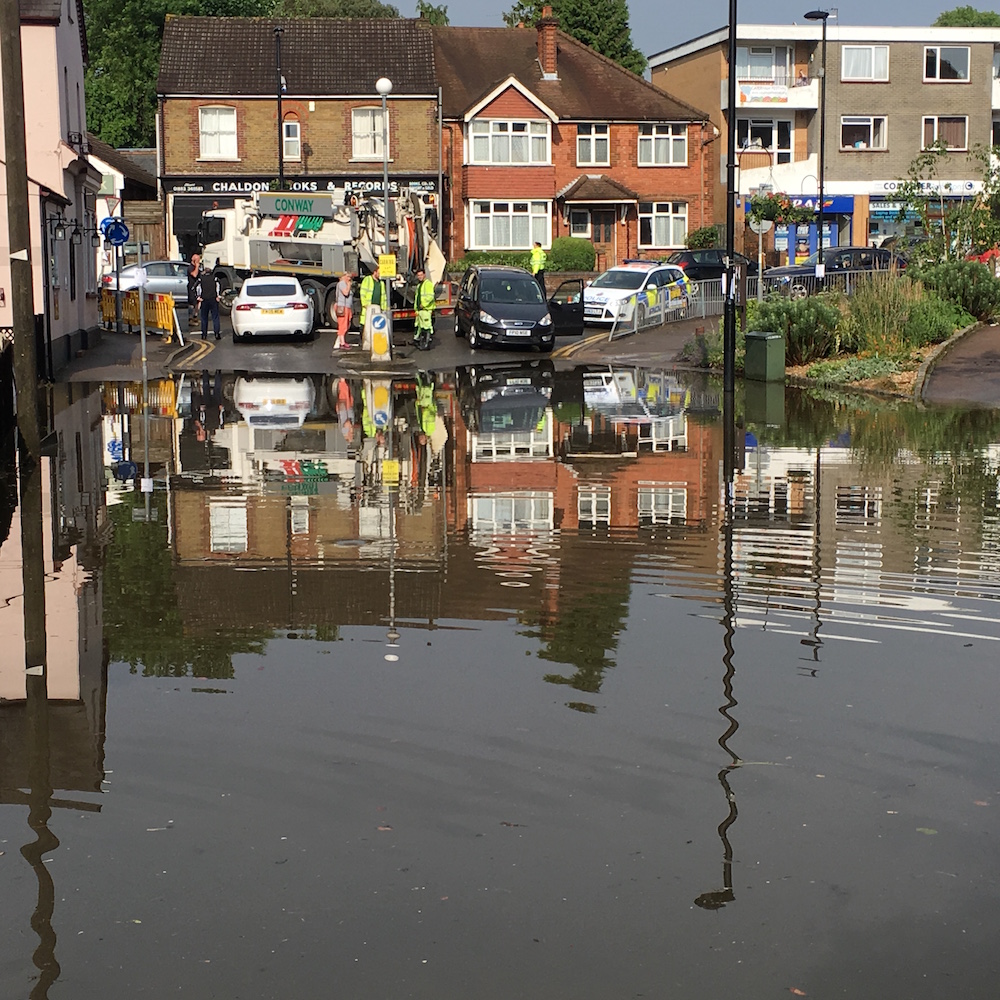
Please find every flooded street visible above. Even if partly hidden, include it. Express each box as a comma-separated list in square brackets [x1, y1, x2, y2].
[2, 363, 999, 998]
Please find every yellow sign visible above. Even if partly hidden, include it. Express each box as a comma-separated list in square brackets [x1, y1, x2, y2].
[378, 253, 397, 278]
[382, 459, 400, 484]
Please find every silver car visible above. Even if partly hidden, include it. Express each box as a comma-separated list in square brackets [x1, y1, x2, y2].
[100, 260, 191, 300]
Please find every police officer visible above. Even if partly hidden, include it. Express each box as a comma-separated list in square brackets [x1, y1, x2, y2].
[529, 241, 547, 293]
[413, 267, 436, 351]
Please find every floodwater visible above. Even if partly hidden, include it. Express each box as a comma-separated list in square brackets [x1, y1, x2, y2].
[1, 362, 999, 998]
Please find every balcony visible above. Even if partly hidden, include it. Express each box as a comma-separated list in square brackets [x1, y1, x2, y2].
[722, 73, 818, 112]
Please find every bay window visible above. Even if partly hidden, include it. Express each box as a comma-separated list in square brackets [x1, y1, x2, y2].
[469, 119, 549, 164]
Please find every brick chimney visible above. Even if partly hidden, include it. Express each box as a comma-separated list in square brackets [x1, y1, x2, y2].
[537, 5, 558, 78]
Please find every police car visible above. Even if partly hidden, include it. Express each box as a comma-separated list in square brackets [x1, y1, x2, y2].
[583, 260, 694, 325]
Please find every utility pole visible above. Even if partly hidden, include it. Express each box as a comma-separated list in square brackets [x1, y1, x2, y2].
[2, 0, 48, 674]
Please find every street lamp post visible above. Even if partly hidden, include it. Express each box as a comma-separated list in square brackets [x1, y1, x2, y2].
[274, 25, 285, 190]
[376, 76, 393, 344]
[805, 9, 830, 274]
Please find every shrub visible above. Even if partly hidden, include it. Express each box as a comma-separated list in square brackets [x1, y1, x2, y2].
[750, 295, 842, 365]
[903, 293, 970, 347]
[915, 259, 1000, 320]
[686, 226, 719, 249]
[446, 250, 530, 274]
[806, 357, 900, 384]
[548, 236, 595, 272]
[838, 273, 915, 357]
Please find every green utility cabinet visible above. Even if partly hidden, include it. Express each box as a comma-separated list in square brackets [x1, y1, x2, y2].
[744, 331, 785, 382]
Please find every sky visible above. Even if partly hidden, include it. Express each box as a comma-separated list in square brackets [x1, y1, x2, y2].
[421, 1, 980, 61]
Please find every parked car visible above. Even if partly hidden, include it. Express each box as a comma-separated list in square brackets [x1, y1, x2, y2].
[583, 260, 693, 325]
[453, 265, 584, 351]
[456, 359, 554, 434]
[764, 246, 907, 299]
[231, 276, 315, 342]
[665, 248, 759, 281]
[100, 260, 191, 300]
[233, 376, 316, 428]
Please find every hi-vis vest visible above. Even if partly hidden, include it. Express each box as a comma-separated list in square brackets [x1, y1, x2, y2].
[529, 246, 547, 274]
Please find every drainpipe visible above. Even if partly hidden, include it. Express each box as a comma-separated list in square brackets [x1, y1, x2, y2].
[437, 86, 443, 247]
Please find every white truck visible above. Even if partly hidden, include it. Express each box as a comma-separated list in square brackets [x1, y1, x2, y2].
[199, 188, 449, 326]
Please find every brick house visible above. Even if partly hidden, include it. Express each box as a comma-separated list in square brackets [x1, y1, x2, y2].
[433, 12, 715, 268]
[157, 16, 441, 260]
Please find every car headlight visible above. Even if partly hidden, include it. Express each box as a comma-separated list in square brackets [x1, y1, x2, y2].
[479, 309, 498, 325]
[539, 313, 552, 326]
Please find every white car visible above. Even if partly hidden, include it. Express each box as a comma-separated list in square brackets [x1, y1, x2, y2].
[233, 376, 316, 428]
[583, 261, 693, 325]
[231, 276, 315, 342]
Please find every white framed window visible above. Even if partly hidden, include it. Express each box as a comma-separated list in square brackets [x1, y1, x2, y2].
[638, 486, 687, 525]
[283, 118, 301, 160]
[470, 200, 550, 249]
[209, 499, 248, 553]
[471, 492, 553, 532]
[577, 123, 609, 165]
[925, 46, 970, 82]
[352, 107, 386, 160]
[841, 115, 887, 150]
[736, 45, 792, 84]
[841, 45, 889, 82]
[923, 115, 967, 150]
[198, 106, 237, 160]
[638, 202, 687, 248]
[569, 209, 591, 237]
[578, 486, 611, 525]
[469, 119, 549, 164]
[737, 118, 792, 164]
[638, 123, 687, 165]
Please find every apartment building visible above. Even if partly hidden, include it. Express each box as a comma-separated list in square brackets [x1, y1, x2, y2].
[650, 23, 1000, 254]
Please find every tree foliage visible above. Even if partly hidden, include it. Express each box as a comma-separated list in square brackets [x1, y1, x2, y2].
[415, 0, 448, 23]
[933, 5, 1000, 25]
[272, 0, 399, 15]
[501, 0, 646, 76]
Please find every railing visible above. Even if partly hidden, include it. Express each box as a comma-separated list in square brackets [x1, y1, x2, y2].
[606, 269, 900, 339]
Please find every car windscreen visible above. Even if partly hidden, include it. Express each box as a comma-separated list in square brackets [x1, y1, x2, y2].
[590, 270, 646, 290]
[244, 282, 298, 298]
[480, 276, 544, 304]
[665, 252, 685, 264]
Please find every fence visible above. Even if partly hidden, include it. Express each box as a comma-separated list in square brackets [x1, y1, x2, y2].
[99, 289, 185, 343]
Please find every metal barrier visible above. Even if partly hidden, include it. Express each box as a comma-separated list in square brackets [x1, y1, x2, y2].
[100, 289, 184, 343]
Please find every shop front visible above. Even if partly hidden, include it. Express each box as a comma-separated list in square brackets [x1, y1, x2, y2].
[164, 174, 439, 261]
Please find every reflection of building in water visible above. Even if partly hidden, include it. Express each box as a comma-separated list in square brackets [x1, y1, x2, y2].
[0, 382, 108, 800]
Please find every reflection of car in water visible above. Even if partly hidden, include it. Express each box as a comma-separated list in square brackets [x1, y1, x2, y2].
[233, 376, 316, 428]
[457, 360, 555, 434]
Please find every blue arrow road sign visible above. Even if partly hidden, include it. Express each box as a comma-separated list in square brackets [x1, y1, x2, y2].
[106, 220, 129, 247]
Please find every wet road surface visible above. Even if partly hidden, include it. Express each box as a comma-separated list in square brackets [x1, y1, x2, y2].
[1, 363, 1000, 998]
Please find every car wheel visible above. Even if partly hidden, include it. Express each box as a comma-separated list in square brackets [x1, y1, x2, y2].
[325, 288, 340, 328]
[636, 303, 647, 327]
[468, 321, 479, 348]
[232, 330, 242, 343]
[538, 337, 554, 354]
[789, 281, 809, 300]
[300, 280, 325, 329]
[454, 312, 463, 338]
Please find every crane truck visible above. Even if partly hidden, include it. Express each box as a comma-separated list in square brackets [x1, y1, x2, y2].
[199, 188, 450, 327]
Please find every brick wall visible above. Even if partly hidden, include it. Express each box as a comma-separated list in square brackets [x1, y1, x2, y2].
[161, 96, 439, 177]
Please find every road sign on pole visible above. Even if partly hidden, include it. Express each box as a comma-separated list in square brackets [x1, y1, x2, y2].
[106, 220, 129, 247]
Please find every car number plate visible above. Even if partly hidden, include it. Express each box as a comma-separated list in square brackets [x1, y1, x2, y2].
[261, 308, 284, 314]
[585, 308, 602, 315]
[507, 330, 531, 336]
[507, 377, 532, 385]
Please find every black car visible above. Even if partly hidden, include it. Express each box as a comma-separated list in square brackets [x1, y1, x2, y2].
[453, 265, 584, 351]
[764, 246, 907, 298]
[457, 359, 555, 434]
[665, 248, 760, 281]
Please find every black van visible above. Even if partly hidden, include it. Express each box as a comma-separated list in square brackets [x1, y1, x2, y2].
[453, 265, 584, 351]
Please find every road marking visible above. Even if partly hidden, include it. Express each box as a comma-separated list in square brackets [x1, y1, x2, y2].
[553, 330, 607, 359]
[175, 339, 215, 368]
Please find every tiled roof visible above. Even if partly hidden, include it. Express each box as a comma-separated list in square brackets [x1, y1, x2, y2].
[433, 26, 710, 123]
[86, 132, 158, 190]
[158, 16, 437, 96]
[558, 174, 640, 202]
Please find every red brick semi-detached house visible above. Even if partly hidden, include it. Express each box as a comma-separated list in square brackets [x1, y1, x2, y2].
[433, 10, 716, 269]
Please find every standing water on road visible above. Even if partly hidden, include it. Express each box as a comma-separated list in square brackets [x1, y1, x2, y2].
[1, 364, 999, 998]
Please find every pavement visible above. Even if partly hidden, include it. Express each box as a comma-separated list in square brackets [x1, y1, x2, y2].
[56, 313, 1000, 409]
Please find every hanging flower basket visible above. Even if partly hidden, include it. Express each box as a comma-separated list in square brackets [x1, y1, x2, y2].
[748, 191, 815, 226]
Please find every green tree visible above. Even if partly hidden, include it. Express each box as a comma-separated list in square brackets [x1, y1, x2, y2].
[273, 0, 399, 14]
[84, 0, 277, 148]
[933, 5, 1000, 25]
[415, 0, 448, 23]
[501, 0, 646, 76]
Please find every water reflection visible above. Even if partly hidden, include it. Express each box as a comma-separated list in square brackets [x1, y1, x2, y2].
[4, 361, 1000, 994]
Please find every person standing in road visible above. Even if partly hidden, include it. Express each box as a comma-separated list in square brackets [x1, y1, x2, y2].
[413, 267, 436, 351]
[359, 265, 382, 327]
[197, 268, 222, 340]
[530, 241, 547, 294]
[187, 254, 202, 327]
[334, 269, 354, 351]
